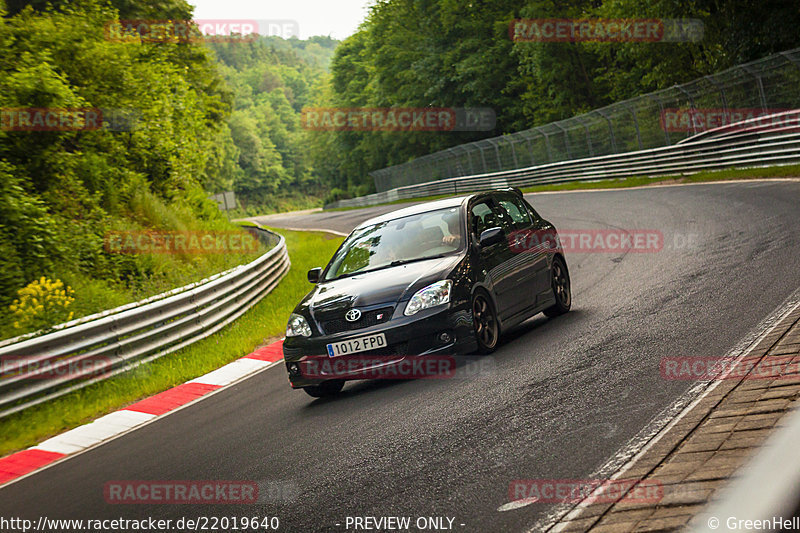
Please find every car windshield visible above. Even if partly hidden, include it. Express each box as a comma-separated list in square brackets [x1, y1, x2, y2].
[324, 207, 463, 280]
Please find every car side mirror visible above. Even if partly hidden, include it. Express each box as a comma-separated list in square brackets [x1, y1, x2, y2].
[479, 227, 504, 248]
[307, 267, 322, 284]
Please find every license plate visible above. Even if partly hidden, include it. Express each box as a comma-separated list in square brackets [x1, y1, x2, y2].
[326, 333, 387, 357]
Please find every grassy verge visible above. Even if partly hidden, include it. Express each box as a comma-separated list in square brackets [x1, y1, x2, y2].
[0, 227, 343, 457]
[324, 164, 800, 211]
[0, 221, 267, 342]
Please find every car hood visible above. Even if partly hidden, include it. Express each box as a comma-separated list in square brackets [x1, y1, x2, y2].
[299, 254, 462, 315]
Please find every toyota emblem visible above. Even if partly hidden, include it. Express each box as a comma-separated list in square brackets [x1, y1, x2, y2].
[345, 308, 362, 322]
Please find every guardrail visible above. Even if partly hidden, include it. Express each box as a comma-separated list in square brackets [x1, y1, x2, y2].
[369, 48, 800, 192]
[326, 112, 800, 209]
[0, 227, 290, 419]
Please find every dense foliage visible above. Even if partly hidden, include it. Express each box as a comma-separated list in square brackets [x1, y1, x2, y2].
[0, 0, 265, 336]
[318, 0, 800, 192]
[208, 35, 337, 213]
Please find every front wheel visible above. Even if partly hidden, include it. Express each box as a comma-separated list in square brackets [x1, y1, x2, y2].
[472, 291, 500, 354]
[303, 379, 344, 398]
[544, 256, 571, 318]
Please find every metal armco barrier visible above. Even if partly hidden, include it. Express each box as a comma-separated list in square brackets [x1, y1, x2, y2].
[369, 48, 800, 191]
[0, 227, 290, 418]
[326, 111, 800, 209]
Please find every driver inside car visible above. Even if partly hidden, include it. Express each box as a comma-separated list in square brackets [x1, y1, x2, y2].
[441, 211, 462, 248]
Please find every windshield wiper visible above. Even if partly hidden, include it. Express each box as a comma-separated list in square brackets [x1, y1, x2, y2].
[330, 254, 449, 281]
[329, 267, 368, 281]
[388, 254, 448, 267]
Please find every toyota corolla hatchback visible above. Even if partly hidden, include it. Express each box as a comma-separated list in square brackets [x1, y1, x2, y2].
[283, 188, 571, 397]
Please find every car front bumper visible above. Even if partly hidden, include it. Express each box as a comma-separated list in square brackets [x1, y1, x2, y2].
[282, 304, 476, 388]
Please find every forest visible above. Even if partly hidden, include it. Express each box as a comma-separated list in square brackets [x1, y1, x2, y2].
[1, 0, 799, 335]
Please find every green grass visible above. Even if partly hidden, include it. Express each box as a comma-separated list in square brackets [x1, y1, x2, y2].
[0, 227, 343, 457]
[325, 164, 800, 211]
[1, 216, 268, 342]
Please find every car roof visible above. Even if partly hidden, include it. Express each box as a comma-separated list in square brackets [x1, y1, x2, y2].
[352, 188, 525, 230]
[355, 194, 473, 229]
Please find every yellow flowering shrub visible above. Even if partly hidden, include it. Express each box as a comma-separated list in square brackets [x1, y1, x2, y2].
[9, 277, 75, 333]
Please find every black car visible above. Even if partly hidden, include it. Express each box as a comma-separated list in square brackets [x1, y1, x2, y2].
[283, 188, 571, 397]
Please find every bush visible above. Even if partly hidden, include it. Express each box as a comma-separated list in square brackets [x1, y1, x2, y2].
[323, 187, 352, 205]
[8, 277, 75, 334]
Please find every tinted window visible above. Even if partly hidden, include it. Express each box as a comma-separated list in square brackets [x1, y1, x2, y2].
[498, 196, 532, 227]
[470, 201, 498, 236]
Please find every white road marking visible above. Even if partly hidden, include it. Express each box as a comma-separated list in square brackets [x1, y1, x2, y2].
[1, 359, 283, 489]
[498, 498, 540, 512]
[509, 286, 800, 531]
[188, 358, 271, 387]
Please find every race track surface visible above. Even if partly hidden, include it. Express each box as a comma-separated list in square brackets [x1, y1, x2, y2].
[3, 181, 800, 532]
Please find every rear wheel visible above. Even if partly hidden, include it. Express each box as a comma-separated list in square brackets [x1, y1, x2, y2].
[544, 256, 571, 318]
[472, 291, 499, 354]
[303, 379, 344, 398]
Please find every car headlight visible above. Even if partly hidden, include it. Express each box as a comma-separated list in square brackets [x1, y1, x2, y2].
[404, 280, 452, 316]
[286, 313, 312, 337]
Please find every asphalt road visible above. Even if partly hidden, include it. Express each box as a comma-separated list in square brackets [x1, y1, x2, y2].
[4, 181, 800, 533]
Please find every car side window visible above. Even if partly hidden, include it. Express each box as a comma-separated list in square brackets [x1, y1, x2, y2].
[498, 196, 532, 228]
[470, 202, 496, 237]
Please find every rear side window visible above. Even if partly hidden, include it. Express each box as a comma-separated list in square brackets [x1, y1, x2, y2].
[498, 196, 532, 228]
[470, 202, 497, 236]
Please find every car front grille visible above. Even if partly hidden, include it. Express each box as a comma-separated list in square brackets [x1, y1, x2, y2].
[361, 341, 407, 357]
[321, 306, 394, 335]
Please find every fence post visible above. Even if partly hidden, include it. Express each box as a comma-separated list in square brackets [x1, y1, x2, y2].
[477, 144, 488, 174]
[575, 115, 593, 156]
[675, 84, 698, 135]
[595, 109, 617, 153]
[536, 128, 554, 163]
[649, 94, 671, 146]
[553, 122, 572, 159]
[628, 103, 643, 150]
[525, 135, 537, 166]
[741, 64, 769, 111]
[465, 147, 477, 175]
[704, 75, 729, 116]
[444, 148, 463, 177]
[509, 137, 520, 168]
[487, 138, 502, 171]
